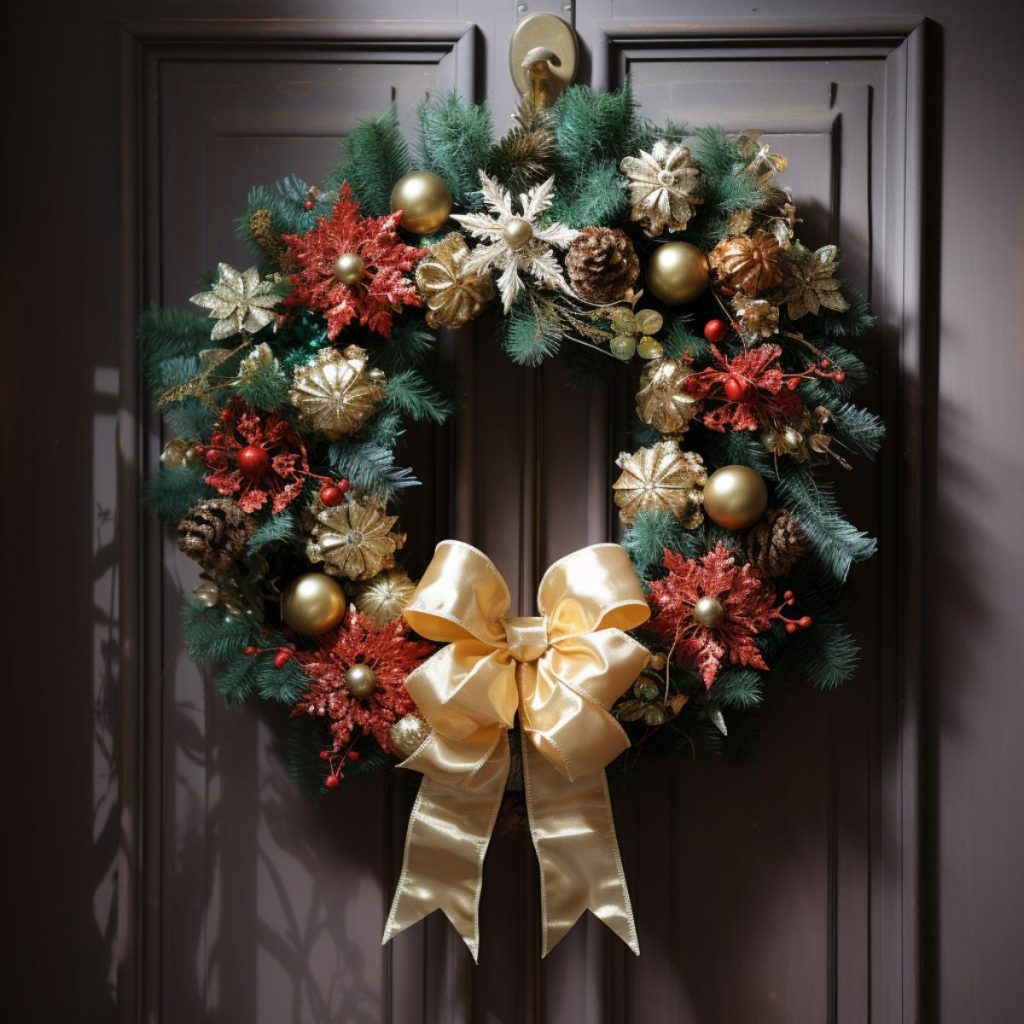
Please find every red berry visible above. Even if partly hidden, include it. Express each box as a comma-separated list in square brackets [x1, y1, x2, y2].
[337, 478, 351, 494]
[236, 444, 271, 479]
[192, 444, 205, 456]
[703, 319, 729, 343]
[723, 376, 754, 403]
[347, 750, 361, 762]
[835, 370, 846, 383]
[273, 649, 293, 669]
[304, 199, 314, 211]
[798, 615, 813, 629]
[820, 357, 831, 368]
[324, 774, 340, 790]
[319, 750, 331, 762]
[785, 622, 797, 634]
[244, 645, 258, 656]
[783, 591, 794, 601]
[204, 449, 221, 468]
[261, 628, 270, 638]
[319, 483, 343, 507]
[787, 377, 801, 391]
[219, 409, 232, 423]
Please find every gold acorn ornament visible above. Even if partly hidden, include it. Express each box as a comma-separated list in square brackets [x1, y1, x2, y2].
[702, 465, 768, 530]
[280, 572, 348, 636]
[289, 345, 386, 440]
[306, 495, 407, 581]
[635, 357, 700, 435]
[389, 171, 453, 235]
[708, 230, 784, 298]
[612, 440, 707, 527]
[415, 233, 495, 329]
[389, 713, 431, 757]
[354, 570, 417, 627]
[646, 242, 710, 305]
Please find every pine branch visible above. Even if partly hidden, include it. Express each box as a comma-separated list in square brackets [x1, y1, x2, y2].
[503, 300, 561, 366]
[622, 508, 707, 576]
[139, 308, 212, 393]
[326, 440, 419, 499]
[328, 107, 413, 217]
[385, 369, 454, 424]
[417, 92, 494, 210]
[486, 96, 556, 195]
[247, 509, 299, 554]
[145, 466, 209, 523]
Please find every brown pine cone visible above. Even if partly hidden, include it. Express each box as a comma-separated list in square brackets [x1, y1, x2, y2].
[709, 230, 784, 297]
[177, 498, 253, 571]
[566, 227, 640, 304]
[744, 509, 807, 577]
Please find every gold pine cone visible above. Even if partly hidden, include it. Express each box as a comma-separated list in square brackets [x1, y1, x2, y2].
[636, 357, 701, 436]
[415, 233, 496, 329]
[306, 496, 407, 581]
[289, 345, 386, 440]
[354, 570, 417, 627]
[708, 230, 784, 298]
[743, 509, 808, 577]
[612, 441, 707, 527]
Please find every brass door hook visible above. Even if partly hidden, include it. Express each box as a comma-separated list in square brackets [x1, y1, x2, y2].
[509, 14, 578, 109]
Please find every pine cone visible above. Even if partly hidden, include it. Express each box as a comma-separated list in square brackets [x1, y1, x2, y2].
[566, 227, 640, 304]
[177, 498, 253, 571]
[744, 509, 807, 578]
[709, 230, 784, 297]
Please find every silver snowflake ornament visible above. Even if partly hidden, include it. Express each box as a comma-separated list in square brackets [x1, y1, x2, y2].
[452, 172, 578, 312]
[620, 140, 704, 237]
[190, 262, 279, 341]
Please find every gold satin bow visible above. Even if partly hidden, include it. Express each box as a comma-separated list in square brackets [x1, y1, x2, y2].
[382, 540, 651, 960]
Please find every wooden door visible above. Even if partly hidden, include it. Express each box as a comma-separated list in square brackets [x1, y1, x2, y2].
[5, 3, 936, 1023]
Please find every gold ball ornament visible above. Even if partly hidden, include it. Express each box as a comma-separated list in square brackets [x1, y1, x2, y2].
[344, 664, 377, 698]
[692, 596, 725, 628]
[280, 572, 348, 636]
[502, 217, 534, 250]
[389, 171, 453, 235]
[389, 713, 431, 757]
[702, 465, 769, 530]
[333, 252, 366, 285]
[645, 242, 710, 305]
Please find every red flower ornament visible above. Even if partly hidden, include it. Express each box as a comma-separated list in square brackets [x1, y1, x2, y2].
[201, 399, 309, 513]
[645, 542, 810, 689]
[282, 183, 426, 339]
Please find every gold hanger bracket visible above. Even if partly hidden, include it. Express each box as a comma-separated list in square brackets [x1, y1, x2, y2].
[509, 13, 578, 109]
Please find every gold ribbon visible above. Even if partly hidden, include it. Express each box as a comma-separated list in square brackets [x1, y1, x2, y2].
[382, 540, 651, 960]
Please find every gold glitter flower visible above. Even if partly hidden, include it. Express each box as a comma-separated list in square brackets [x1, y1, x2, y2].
[289, 345, 386, 440]
[612, 441, 707, 527]
[635, 357, 701, 436]
[415, 233, 495, 329]
[190, 262, 279, 341]
[777, 242, 850, 320]
[306, 496, 407, 581]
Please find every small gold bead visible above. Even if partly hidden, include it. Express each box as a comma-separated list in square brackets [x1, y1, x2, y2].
[692, 596, 725, 628]
[502, 217, 534, 250]
[333, 252, 366, 285]
[344, 663, 377, 698]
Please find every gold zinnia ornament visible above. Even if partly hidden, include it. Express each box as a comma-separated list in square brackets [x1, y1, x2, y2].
[289, 345, 386, 440]
[731, 297, 780, 341]
[777, 242, 850, 320]
[619, 140, 704, 237]
[415, 233, 495, 329]
[708, 230, 784, 297]
[612, 440, 707, 527]
[635, 357, 700, 435]
[306, 496, 407, 581]
[354, 570, 417, 627]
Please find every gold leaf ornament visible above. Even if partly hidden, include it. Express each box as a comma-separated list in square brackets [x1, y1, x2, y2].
[306, 496, 407, 581]
[612, 440, 707, 527]
[289, 345, 386, 440]
[778, 242, 850, 320]
[415, 233, 496, 329]
[635, 357, 701, 435]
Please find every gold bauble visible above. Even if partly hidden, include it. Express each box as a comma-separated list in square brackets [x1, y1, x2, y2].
[344, 663, 377, 698]
[390, 171, 453, 235]
[645, 242, 710, 305]
[280, 572, 348, 636]
[636, 357, 701, 436]
[415, 233, 496, 329]
[289, 344, 386, 440]
[333, 252, 366, 285]
[612, 440, 707, 527]
[355, 570, 417, 627]
[702, 465, 768, 530]
[692, 596, 725, 628]
[502, 217, 534, 250]
[389, 713, 431, 757]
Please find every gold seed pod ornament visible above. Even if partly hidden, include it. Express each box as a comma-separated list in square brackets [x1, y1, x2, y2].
[645, 242, 710, 305]
[708, 230, 784, 298]
[389, 171, 453, 235]
[280, 572, 348, 636]
[354, 570, 417, 627]
[306, 495, 407, 581]
[612, 440, 707, 527]
[389, 713, 431, 757]
[415, 233, 495, 329]
[636, 357, 701, 436]
[702, 465, 769, 530]
[289, 345, 386, 440]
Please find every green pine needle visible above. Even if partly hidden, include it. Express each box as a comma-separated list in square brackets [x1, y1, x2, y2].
[328, 107, 413, 217]
[417, 93, 494, 210]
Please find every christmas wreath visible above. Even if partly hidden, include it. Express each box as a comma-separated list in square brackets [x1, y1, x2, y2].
[142, 85, 882, 954]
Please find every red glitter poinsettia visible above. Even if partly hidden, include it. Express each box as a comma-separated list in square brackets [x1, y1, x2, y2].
[281, 182, 426, 339]
[291, 606, 433, 755]
[645, 542, 810, 688]
[683, 343, 836, 432]
[200, 398, 309, 513]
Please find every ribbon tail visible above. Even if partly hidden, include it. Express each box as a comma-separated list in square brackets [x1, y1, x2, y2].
[383, 736, 509, 962]
[522, 735, 639, 958]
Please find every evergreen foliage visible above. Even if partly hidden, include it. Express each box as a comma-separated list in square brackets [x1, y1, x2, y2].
[326, 440, 420, 499]
[145, 466, 209, 523]
[503, 301, 562, 365]
[328, 107, 413, 217]
[417, 93, 494, 210]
